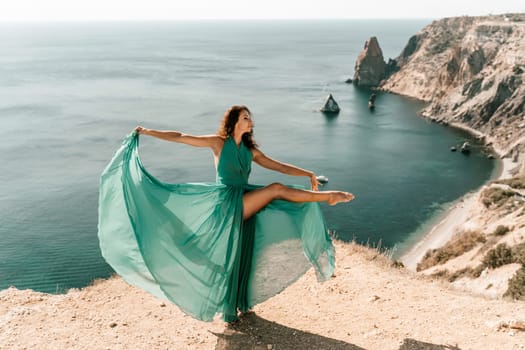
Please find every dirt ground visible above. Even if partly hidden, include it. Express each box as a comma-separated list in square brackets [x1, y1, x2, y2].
[1, 241, 524, 350]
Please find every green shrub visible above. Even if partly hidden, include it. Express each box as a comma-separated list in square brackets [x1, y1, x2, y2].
[511, 242, 525, 265]
[417, 231, 486, 271]
[483, 243, 513, 268]
[493, 225, 510, 236]
[504, 266, 525, 300]
[481, 187, 514, 208]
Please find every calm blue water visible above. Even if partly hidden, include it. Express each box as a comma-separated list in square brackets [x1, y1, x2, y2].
[0, 20, 495, 293]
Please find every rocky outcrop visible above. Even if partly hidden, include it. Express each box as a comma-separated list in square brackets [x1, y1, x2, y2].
[380, 14, 525, 159]
[353, 37, 387, 87]
[320, 93, 340, 114]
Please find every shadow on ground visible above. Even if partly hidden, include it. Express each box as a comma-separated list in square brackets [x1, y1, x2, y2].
[213, 312, 463, 350]
[213, 312, 364, 349]
[399, 339, 461, 350]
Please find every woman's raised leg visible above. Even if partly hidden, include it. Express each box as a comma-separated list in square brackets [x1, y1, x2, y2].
[242, 183, 354, 219]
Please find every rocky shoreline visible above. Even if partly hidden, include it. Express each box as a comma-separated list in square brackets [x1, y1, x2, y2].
[354, 14, 525, 159]
[354, 13, 525, 299]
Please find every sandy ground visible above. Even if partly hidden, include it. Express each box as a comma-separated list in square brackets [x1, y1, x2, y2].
[3, 123, 523, 349]
[1, 241, 524, 350]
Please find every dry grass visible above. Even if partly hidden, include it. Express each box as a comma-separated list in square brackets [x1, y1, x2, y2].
[482, 243, 513, 268]
[504, 266, 525, 300]
[480, 187, 514, 208]
[417, 230, 486, 271]
[429, 264, 486, 282]
[495, 176, 525, 189]
[512, 243, 525, 265]
[493, 225, 511, 236]
[431, 242, 525, 285]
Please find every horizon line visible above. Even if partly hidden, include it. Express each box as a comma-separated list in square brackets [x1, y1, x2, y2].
[2, 12, 520, 23]
[2, 13, 521, 23]
[0, 17, 441, 23]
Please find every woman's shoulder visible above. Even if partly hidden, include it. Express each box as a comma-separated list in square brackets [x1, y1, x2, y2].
[211, 135, 227, 156]
[215, 135, 228, 146]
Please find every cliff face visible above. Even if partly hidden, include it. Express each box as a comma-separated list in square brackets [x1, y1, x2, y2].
[380, 14, 525, 160]
[384, 14, 525, 299]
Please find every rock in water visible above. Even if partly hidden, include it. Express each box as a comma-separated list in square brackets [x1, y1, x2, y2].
[353, 37, 387, 87]
[320, 94, 340, 114]
[461, 141, 471, 154]
[368, 93, 377, 109]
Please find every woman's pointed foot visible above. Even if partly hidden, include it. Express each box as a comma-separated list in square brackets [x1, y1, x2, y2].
[327, 192, 354, 206]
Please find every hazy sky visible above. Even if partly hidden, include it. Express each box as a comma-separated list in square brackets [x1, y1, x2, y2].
[1, 0, 524, 21]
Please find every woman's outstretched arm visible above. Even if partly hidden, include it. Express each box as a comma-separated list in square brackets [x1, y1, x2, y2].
[252, 148, 319, 190]
[135, 126, 222, 154]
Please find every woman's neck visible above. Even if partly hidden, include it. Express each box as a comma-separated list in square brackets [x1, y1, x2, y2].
[232, 133, 243, 146]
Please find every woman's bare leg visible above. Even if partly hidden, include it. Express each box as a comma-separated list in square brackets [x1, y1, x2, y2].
[242, 183, 354, 219]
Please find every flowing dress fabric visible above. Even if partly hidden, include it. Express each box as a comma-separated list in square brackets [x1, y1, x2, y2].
[98, 133, 335, 322]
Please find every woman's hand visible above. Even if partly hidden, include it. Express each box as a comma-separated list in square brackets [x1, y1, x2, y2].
[135, 126, 148, 135]
[309, 173, 319, 191]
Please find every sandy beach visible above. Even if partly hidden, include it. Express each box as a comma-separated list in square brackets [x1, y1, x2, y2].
[400, 122, 521, 270]
[400, 192, 478, 270]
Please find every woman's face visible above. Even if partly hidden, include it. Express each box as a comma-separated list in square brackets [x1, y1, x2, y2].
[234, 110, 254, 135]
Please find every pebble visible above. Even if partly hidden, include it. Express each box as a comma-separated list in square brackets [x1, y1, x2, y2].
[109, 322, 117, 328]
[368, 295, 380, 302]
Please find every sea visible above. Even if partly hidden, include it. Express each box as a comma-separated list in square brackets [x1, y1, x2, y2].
[0, 20, 496, 293]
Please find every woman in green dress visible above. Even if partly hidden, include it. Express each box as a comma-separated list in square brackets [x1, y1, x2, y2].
[98, 105, 354, 323]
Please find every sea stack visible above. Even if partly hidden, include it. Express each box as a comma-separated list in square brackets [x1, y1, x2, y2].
[353, 37, 387, 87]
[320, 93, 340, 114]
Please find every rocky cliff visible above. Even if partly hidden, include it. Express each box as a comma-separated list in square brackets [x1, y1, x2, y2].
[353, 37, 387, 86]
[381, 14, 525, 163]
[380, 14, 525, 300]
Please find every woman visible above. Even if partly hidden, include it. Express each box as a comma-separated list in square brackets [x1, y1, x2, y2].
[98, 105, 354, 323]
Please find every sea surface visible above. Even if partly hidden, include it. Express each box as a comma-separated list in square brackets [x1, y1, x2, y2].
[0, 20, 496, 293]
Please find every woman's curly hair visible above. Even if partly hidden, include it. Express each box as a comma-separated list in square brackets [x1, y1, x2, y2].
[217, 105, 257, 149]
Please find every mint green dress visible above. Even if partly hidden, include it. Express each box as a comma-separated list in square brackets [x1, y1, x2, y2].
[98, 132, 335, 322]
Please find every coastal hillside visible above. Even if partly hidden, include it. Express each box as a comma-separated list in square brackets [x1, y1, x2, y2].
[379, 14, 525, 302]
[381, 13, 525, 160]
[405, 176, 525, 299]
[1, 241, 524, 349]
